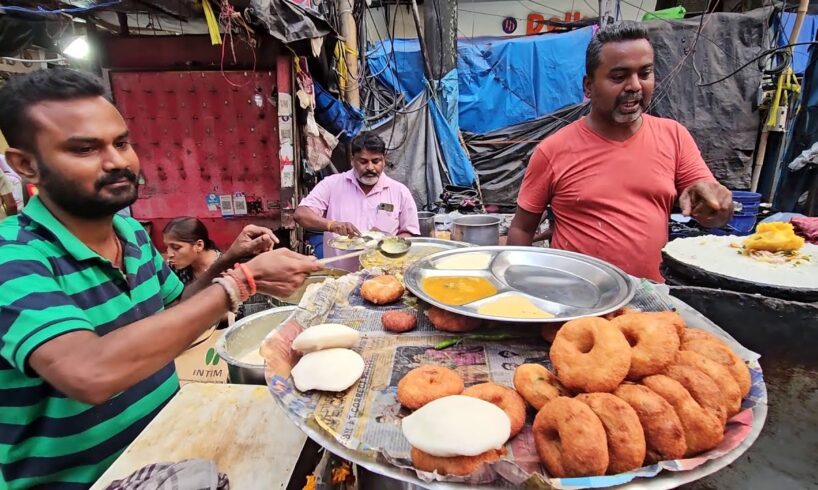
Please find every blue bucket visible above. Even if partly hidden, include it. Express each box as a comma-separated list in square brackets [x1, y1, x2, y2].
[708, 190, 760, 236]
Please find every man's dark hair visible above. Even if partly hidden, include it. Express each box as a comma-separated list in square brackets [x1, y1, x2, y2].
[350, 131, 386, 156]
[0, 68, 108, 152]
[585, 21, 652, 77]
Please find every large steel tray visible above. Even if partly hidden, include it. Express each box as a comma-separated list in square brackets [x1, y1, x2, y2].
[404, 246, 636, 323]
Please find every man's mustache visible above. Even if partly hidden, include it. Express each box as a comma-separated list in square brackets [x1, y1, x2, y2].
[617, 92, 643, 105]
[95, 169, 138, 190]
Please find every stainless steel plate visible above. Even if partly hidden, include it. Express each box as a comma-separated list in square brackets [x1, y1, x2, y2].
[359, 237, 470, 273]
[404, 246, 636, 323]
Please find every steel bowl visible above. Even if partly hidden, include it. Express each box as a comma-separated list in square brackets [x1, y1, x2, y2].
[215, 306, 296, 385]
[451, 214, 502, 246]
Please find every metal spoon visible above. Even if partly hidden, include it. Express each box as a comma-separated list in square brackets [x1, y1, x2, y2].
[317, 237, 412, 265]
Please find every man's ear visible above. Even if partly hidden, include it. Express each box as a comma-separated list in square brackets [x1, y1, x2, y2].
[5, 149, 40, 184]
[582, 75, 592, 99]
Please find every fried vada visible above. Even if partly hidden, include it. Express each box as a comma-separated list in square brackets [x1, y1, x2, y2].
[611, 313, 680, 380]
[512, 363, 567, 410]
[674, 351, 742, 417]
[397, 365, 465, 410]
[681, 331, 751, 398]
[361, 275, 405, 305]
[641, 375, 724, 456]
[425, 306, 482, 333]
[381, 310, 417, 333]
[613, 384, 687, 464]
[575, 393, 646, 474]
[663, 364, 727, 426]
[464, 383, 527, 438]
[410, 447, 505, 476]
[532, 397, 609, 477]
[550, 317, 631, 393]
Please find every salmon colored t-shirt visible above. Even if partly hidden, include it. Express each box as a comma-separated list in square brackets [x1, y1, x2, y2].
[517, 114, 715, 282]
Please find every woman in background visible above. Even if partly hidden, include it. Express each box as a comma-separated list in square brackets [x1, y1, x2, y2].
[163, 217, 222, 284]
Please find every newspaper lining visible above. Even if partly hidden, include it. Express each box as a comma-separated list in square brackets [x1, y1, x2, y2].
[265, 272, 766, 489]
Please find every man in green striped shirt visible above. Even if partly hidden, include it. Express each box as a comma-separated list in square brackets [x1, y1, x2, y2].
[0, 69, 321, 489]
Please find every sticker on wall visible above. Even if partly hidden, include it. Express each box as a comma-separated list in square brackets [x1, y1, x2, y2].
[281, 164, 294, 188]
[278, 93, 293, 117]
[233, 192, 248, 215]
[279, 124, 293, 145]
[219, 195, 235, 216]
[206, 193, 220, 212]
[279, 143, 294, 165]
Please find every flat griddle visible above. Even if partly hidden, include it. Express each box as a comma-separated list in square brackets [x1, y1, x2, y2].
[661, 251, 818, 302]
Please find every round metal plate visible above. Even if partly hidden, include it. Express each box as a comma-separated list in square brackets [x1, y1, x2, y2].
[404, 246, 636, 323]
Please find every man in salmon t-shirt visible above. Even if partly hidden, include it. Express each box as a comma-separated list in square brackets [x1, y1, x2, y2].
[507, 22, 733, 282]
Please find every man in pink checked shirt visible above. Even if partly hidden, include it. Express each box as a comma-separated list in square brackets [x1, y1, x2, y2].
[294, 132, 420, 270]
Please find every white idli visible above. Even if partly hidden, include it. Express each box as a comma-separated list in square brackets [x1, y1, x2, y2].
[401, 395, 511, 457]
[291, 348, 364, 392]
[291, 323, 360, 353]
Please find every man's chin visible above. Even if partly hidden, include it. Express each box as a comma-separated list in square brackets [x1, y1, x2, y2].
[613, 108, 643, 124]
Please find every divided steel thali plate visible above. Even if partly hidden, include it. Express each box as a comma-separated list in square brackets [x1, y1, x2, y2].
[404, 246, 636, 323]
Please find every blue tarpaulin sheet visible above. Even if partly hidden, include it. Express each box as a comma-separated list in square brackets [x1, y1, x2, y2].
[366, 27, 594, 133]
[778, 12, 818, 75]
[314, 83, 365, 140]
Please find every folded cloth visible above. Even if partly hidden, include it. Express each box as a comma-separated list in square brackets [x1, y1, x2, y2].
[791, 216, 818, 244]
[105, 459, 229, 490]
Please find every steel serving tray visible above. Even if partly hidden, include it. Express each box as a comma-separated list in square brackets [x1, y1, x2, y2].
[404, 246, 636, 323]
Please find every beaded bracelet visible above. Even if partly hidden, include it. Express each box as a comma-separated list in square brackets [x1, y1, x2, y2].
[224, 268, 251, 303]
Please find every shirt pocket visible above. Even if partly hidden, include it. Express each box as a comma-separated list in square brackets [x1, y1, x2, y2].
[373, 209, 400, 234]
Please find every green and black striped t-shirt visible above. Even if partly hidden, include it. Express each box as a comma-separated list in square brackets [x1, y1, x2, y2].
[0, 197, 184, 489]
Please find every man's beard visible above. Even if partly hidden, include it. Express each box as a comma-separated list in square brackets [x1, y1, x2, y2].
[611, 91, 648, 124]
[38, 163, 139, 219]
[355, 170, 380, 186]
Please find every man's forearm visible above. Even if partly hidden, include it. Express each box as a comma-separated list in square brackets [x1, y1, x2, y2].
[507, 225, 535, 246]
[294, 206, 330, 233]
[32, 285, 230, 404]
[182, 253, 234, 300]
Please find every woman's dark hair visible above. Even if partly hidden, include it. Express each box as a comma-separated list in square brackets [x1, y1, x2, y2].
[163, 217, 218, 250]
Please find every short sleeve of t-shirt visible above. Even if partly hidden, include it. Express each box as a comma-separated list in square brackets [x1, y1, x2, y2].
[0, 174, 13, 195]
[674, 124, 716, 193]
[0, 243, 95, 373]
[517, 146, 555, 214]
[298, 177, 333, 216]
[151, 244, 184, 305]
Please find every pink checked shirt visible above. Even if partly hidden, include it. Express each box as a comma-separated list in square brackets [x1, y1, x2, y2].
[299, 170, 420, 270]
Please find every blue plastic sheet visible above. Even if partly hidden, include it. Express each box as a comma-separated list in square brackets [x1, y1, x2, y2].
[366, 27, 594, 134]
[313, 83, 365, 140]
[778, 12, 818, 75]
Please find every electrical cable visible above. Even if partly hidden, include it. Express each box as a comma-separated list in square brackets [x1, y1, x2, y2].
[0, 1, 122, 15]
[699, 41, 818, 86]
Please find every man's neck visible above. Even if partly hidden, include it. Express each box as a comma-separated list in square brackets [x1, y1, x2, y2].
[586, 109, 643, 142]
[38, 195, 116, 248]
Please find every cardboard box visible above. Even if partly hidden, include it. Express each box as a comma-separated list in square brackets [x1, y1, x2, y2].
[174, 326, 229, 386]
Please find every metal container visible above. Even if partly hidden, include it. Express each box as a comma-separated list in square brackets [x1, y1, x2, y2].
[451, 214, 501, 246]
[417, 211, 435, 237]
[215, 306, 296, 385]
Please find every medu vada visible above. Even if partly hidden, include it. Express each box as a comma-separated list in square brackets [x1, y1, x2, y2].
[674, 351, 742, 417]
[425, 306, 482, 333]
[381, 310, 417, 333]
[663, 364, 727, 426]
[512, 363, 567, 410]
[464, 382, 527, 438]
[410, 447, 506, 476]
[641, 375, 724, 456]
[397, 365, 465, 410]
[532, 397, 609, 477]
[575, 393, 646, 475]
[611, 313, 680, 380]
[360, 275, 405, 305]
[549, 317, 631, 393]
[681, 331, 751, 398]
[613, 384, 687, 464]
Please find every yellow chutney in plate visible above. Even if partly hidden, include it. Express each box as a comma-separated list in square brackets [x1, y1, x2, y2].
[476, 295, 554, 319]
[421, 276, 497, 305]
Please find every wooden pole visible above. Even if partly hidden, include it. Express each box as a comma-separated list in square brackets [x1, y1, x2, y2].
[338, 0, 360, 108]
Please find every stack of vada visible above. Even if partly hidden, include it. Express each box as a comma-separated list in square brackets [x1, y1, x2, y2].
[397, 365, 525, 476]
[514, 311, 752, 478]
